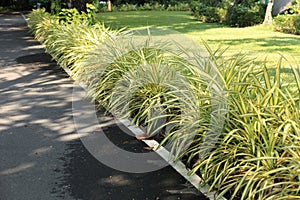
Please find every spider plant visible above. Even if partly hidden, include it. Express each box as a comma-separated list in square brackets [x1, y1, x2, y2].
[28, 9, 300, 199]
[44, 22, 115, 74]
[108, 61, 185, 136]
[84, 37, 176, 105]
[28, 8, 119, 80]
[28, 11, 60, 44]
[189, 52, 300, 199]
[27, 8, 52, 35]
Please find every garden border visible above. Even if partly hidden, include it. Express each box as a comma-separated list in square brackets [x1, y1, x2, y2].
[21, 12, 227, 200]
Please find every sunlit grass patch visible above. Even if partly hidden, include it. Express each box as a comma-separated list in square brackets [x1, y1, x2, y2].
[97, 11, 300, 69]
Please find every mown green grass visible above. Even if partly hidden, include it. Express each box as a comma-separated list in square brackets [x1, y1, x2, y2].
[97, 11, 300, 69]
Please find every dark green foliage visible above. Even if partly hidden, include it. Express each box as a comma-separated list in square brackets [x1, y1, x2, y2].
[190, 0, 231, 23]
[15, 0, 30, 10]
[0, 0, 14, 7]
[191, 2, 227, 23]
[50, 0, 62, 14]
[225, 4, 265, 27]
[98, 2, 190, 12]
[72, 0, 93, 12]
[191, 0, 265, 27]
[225, 0, 265, 27]
[113, 0, 188, 6]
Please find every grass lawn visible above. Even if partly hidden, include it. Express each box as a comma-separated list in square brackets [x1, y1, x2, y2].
[97, 11, 300, 71]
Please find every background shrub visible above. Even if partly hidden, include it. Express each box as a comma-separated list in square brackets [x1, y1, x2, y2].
[190, 0, 230, 23]
[117, 3, 138, 12]
[100, 2, 190, 12]
[166, 3, 190, 11]
[274, 14, 300, 35]
[191, 0, 265, 26]
[191, 4, 226, 23]
[225, 0, 265, 27]
[225, 4, 264, 27]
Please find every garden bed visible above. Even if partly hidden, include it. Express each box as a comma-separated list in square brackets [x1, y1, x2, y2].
[27, 7, 300, 200]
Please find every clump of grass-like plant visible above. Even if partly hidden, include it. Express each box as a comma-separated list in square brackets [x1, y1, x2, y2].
[27, 8, 300, 199]
[27, 8, 53, 35]
[84, 38, 190, 130]
[187, 50, 300, 199]
[27, 7, 119, 80]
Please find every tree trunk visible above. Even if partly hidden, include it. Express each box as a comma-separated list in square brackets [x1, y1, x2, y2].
[107, 0, 112, 12]
[263, 0, 273, 25]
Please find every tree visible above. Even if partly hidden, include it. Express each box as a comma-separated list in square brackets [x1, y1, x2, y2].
[108, 0, 112, 11]
[7, 0, 30, 10]
[0, 0, 14, 7]
[263, 0, 273, 24]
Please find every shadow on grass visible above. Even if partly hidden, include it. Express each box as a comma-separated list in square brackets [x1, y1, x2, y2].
[208, 37, 300, 53]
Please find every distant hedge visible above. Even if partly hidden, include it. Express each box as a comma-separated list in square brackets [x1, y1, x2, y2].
[274, 14, 300, 35]
[190, 0, 265, 27]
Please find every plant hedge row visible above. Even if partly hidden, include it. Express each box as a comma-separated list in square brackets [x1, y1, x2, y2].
[98, 2, 190, 12]
[27, 8, 300, 200]
[190, 0, 265, 27]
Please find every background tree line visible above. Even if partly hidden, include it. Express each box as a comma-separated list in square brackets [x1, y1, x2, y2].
[0, 0, 189, 11]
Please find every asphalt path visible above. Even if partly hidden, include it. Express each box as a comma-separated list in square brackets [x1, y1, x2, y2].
[0, 12, 208, 200]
